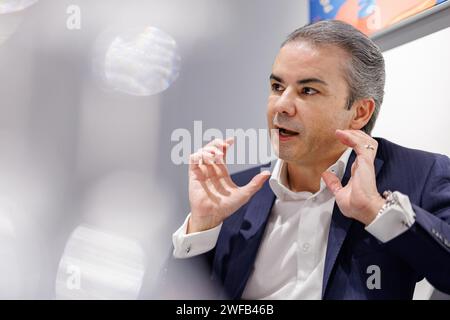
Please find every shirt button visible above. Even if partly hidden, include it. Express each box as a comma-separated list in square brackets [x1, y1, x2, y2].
[311, 197, 317, 202]
[186, 244, 191, 254]
[302, 243, 310, 252]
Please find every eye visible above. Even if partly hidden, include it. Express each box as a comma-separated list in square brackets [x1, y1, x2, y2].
[271, 83, 284, 93]
[301, 87, 319, 95]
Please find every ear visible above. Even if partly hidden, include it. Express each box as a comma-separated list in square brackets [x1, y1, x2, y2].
[349, 98, 375, 131]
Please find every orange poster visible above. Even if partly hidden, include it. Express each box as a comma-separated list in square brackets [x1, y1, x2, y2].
[310, 0, 447, 35]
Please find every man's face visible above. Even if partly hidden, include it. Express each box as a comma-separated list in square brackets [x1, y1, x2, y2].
[267, 41, 354, 165]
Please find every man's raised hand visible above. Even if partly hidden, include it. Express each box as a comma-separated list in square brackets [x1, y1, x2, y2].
[188, 138, 271, 233]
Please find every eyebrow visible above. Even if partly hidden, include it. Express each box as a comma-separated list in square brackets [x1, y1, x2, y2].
[269, 74, 328, 86]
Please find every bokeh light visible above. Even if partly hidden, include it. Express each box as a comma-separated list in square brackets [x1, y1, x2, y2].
[0, 197, 43, 299]
[55, 224, 146, 300]
[0, 202, 22, 299]
[55, 171, 172, 299]
[0, 0, 38, 46]
[0, 11, 22, 46]
[93, 26, 181, 96]
[0, 0, 38, 14]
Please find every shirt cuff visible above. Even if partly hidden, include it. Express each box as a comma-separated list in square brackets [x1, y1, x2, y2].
[172, 213, 222, 258]
[365, 192, 416, 243]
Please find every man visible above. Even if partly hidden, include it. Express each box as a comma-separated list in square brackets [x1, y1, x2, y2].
[164, 20, 450, 299]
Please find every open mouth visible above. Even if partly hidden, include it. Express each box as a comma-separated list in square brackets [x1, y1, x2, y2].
[275, 125, 299, 137]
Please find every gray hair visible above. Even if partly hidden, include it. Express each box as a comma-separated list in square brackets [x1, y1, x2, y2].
[282, 20, 385, 135]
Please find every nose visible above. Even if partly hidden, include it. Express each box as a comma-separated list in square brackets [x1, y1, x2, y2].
[273, 88, 296, 116]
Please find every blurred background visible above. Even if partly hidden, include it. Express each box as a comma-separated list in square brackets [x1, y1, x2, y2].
[0, 0, 448, 299]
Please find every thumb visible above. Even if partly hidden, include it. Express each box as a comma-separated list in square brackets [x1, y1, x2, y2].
[241, 170, 271, 198]
[322, 171, 343, 195]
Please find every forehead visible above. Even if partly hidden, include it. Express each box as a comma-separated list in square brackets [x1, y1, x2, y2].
[272, 41, 349, 84]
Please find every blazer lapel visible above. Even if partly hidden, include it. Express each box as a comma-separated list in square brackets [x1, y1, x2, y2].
[239, 181, 276, 240]
[322, 151, 384, 298]
[222, 180, 276, 299]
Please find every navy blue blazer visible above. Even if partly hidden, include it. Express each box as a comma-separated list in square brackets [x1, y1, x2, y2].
[160, 138, 450, 300]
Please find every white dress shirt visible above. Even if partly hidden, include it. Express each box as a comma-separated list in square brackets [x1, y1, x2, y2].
[172, 148, 416, 299]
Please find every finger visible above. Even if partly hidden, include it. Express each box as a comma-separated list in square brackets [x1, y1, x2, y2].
[200, 150, 216, 165]
[190, 164, 207, 180]
[205, 138, 234, 150]
[322, 171, 343, 195]
[335, 130, 377, 157]
[209, 161, 240, 192]
[190, 150, 222, 180]
[240, 171, 271, 198]
[208, 171, 231, 196]
[351, 159, 357, 176]
[214, 161, 231, 178]
[189, 152, 201, 168]
[344, 130, 377, 148]
[204, 138, 234, 163]
[221, 137, 234, 163]
[213, 138, 235, 181]
[204, 162, 217, 179]
[189, 153, 206, 179]
[203, 145, 224, 157]
[226, 136, 235, 145]
[201, 149, 232, 179]
[203, 141, 234, 181]
[335, 129, 358, 148]
[203, 146, 225, 164]
[351, 130, 379, 151]
[190, 163, 208, 182]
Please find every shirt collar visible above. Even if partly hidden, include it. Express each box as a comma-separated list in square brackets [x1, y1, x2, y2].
[268, 148, 353, 201]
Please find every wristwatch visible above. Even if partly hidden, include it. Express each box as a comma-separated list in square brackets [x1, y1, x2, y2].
[376, 190, 415, 227]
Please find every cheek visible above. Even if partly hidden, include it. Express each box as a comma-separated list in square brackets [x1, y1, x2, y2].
[267, 95, 276, 108]
[304, 111, 340, 138]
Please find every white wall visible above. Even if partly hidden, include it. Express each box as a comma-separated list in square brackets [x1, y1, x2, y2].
[372, 27, 450, 157]
[373, 26, 450, 299]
